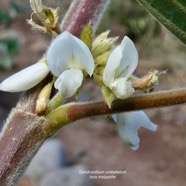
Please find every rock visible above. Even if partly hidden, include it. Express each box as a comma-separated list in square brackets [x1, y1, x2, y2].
[24, 139, 67, 182]
[18, 177, 37, 186]
[39, 164, 93, 186]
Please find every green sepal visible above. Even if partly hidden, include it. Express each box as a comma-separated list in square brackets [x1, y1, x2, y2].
[81, 22, 93, 50]
[43, 8, 55, 23]
[95, 51, 110, 66]
[101, 86, 116, 108]
[92, 37, 117, 58]
[93, 70, 103, 86]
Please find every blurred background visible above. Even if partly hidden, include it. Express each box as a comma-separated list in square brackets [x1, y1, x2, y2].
[0, 0, 186, 186]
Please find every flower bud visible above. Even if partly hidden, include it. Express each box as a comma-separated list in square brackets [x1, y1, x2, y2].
[92, 31, 118, 58]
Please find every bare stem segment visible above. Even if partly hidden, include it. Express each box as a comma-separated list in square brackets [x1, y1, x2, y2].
[67, 88, 186, 120]
[43, 88, 186, 136]
[60, 0, 110, 36]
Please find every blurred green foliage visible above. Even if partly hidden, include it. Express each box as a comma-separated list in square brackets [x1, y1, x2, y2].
[0, 38, 20, 70]
[0, 2, 26, 26]
[0, 11, 11, 26]
[0, 2, 26, 70]
[100, 0, 161, 42]
[0, 39, 19, 56]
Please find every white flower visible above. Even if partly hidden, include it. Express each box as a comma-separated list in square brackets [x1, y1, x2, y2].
[103, 36, 138, 99]
[0, 61, 49, 92]
[47, 31, 94, 98]
[113, 111, 157, 150]
[0, 31, 94, 97]
[54, 69, 83, 98]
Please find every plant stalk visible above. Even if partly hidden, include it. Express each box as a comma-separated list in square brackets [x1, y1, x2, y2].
[43, 88, 186, 136]
[68, 88, 186, 121]
[60, 0, 110, 36]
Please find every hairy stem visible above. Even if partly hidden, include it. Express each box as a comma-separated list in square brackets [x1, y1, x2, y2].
[0, 110, 46, 186]
[43, 88, 186, 135]
[60, 0, 110, 37]
[65, 88, 186, 122]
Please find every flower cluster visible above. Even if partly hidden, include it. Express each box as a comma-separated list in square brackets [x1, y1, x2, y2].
[0, 31, 157, 150]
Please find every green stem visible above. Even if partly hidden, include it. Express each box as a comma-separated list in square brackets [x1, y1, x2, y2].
[46, 92, 65, 114]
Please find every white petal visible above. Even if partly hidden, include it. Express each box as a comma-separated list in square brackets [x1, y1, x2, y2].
[103, 36, 138, 88]
[30, 0, 42, 12]
[119, 36, 138, 78]
[0, 62, 49, 92]
[47, 31, 94, 77]
[114, 111, 157, 150]
[54, 69, 83, 98]
[109, 78, 134, 99]
[103, 46, 122, 86]
[70, 33, 94, 76]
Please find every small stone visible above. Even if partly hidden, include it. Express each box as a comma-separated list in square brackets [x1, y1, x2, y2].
[24, 139, 67, 182]
[39, 164, 93, 186]
[18, 177, 37, 186]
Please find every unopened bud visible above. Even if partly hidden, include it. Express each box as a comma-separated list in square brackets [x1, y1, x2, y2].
[92, 31, 118, 58]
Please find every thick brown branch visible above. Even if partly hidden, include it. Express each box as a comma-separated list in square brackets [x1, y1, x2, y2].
[0, 110, 46, 185]
[68, 88, 186, 120]
[43, 88, 186, 137]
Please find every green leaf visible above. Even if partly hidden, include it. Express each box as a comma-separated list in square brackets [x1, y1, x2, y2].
[81, 22, 93, 50]
[101, 86, 116, 108]
[136, 0, 186, 44]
